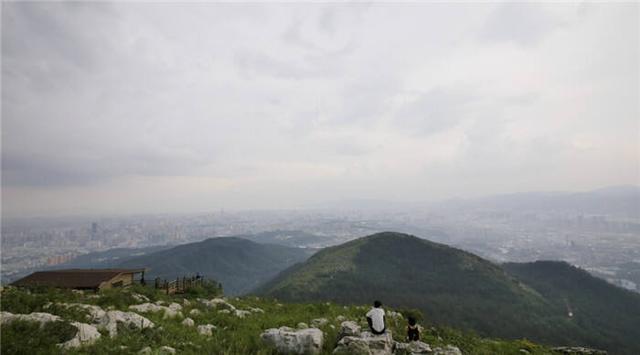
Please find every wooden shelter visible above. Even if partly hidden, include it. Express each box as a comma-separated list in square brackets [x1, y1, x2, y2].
[12, 268, 146, 291]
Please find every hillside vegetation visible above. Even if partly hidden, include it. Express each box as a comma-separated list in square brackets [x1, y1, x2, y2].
[257, 232, 640, 354]
[115, 237, 311, 295]
[504, 261, 640, 353]
[1, 284, 561, 354]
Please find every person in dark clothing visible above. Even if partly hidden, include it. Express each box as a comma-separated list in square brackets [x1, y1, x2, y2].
[407, 316, 420, 341]
[366, 300, 386, 335]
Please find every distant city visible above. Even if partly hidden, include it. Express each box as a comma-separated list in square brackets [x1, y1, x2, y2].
[3, 187, 639, 294]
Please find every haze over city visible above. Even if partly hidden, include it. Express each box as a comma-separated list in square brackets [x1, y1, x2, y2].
[2, 2, 638, 218]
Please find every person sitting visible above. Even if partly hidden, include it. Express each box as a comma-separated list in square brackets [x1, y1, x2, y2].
[407, 316, 420, 341]
[366, 300, 386, 335]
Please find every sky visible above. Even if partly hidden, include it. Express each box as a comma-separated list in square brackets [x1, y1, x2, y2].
[2, 2, 638, 217]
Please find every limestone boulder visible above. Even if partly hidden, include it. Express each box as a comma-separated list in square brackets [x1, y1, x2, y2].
[394, 341, 432, 355]
[198, 324, 216, 336]
[101, 310, 155, 337]
[182, 318, 195, 327]
[338, 321, 361, 339]
[129, 303, 182, 319]
[333, 330, 393, 355]
[261, 326, 324, 355]
[333, 337, 372, 355]
[59, 322, 101, 349]
[189, 309, 201, 316]
[432, 345, 462, 355]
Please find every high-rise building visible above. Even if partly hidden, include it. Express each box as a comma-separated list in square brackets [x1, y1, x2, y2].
[91, 222, 98, 240]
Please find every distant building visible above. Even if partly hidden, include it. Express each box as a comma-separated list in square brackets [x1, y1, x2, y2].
[12, 268, 145, 291]
[91, 222, 98, 240]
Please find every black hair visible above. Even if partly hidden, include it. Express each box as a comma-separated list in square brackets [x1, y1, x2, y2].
[374, 300, 382, 308]
[408, 316, 417, 326]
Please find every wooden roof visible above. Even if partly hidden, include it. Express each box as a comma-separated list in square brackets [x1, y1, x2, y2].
[11, 268, 145, 289]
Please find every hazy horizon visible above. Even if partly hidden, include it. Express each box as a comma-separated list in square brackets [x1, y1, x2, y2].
[2, 2, 638, 218]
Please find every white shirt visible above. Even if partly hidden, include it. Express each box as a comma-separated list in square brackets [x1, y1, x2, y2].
[366, 307, 385, 332]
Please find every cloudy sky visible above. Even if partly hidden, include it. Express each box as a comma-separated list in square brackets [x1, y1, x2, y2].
[2, 2, 638, 217]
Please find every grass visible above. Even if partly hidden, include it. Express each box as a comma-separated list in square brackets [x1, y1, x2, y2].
[1, 285, 560, 354]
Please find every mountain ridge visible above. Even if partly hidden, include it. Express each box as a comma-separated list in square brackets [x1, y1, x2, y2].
[256, 231, 640, 354]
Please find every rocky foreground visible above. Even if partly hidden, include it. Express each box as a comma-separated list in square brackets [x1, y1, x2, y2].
[0, 286, 608, 354]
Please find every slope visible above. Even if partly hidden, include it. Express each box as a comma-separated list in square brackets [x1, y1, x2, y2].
[116, 237, 312, 295]
[256, 232, 639, 354]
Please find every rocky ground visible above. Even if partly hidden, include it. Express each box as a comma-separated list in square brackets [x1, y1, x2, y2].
[0, 286, 606, 354]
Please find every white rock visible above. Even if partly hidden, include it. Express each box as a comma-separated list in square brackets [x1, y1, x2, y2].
[101, 310, 155, 337]
[130, 302, 165, 313]
[138, 346, 152, 354]
[201, 298, 236, 311]
[183, 299, 191, 306]
[189, 309, 201, 316]
[198, 324, 216, 336]
[338, 321, 361, 339]
[0, 311, 61, 326]
[218, 309, 231, 314]
[334, 331, 394, 355]
[333, 336, 371, 355]
[58, 303, 106, 323]
[182, 318, 195, 327]
[336, 315, 347, 322]
[60, 322, 101, 349]
[234, 310, 251, 318]
[130, 303, 182, 319]
[0, 311, 16, 325]
[394, 341, 432, 355]
[159, 345, 176, 354]
[249, 307, 265, 313]
[261, 326, 324, 355]
[131, 293, 150, 303]
[1, 311, 100, 349]
[297, 322, 309, 329]
[361, 331, 394, 355]
[433, 345, 462, 355]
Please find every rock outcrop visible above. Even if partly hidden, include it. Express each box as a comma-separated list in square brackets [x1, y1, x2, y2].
[394, 341, 432, 355]
[338, 320, 361, 338]
[60, 321, 101, 349]
[261, 326, 324, 355]
[1, 311, 61, 325]
[1, 311, 100, 349]
[432, 345, 463, 355]
[334, 331, 394, 355]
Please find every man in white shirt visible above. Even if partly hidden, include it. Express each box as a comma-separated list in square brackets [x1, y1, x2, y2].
[365, 300, 386, 335]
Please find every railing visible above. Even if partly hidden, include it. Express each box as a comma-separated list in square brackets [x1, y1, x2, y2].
[154, 275, 205, 294]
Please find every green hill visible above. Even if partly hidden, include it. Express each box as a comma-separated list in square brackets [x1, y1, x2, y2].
[116, 237, 312, 295]
[503, 261, 640, 354]
[256, 232, 640, 354]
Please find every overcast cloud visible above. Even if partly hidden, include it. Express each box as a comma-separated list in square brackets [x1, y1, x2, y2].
[2, 2, 638, 217]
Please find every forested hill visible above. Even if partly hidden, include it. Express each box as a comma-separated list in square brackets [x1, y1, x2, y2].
[256, 232, 640, 354]
[116, 237, 312, 295]
[503, 260, 640, 353]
